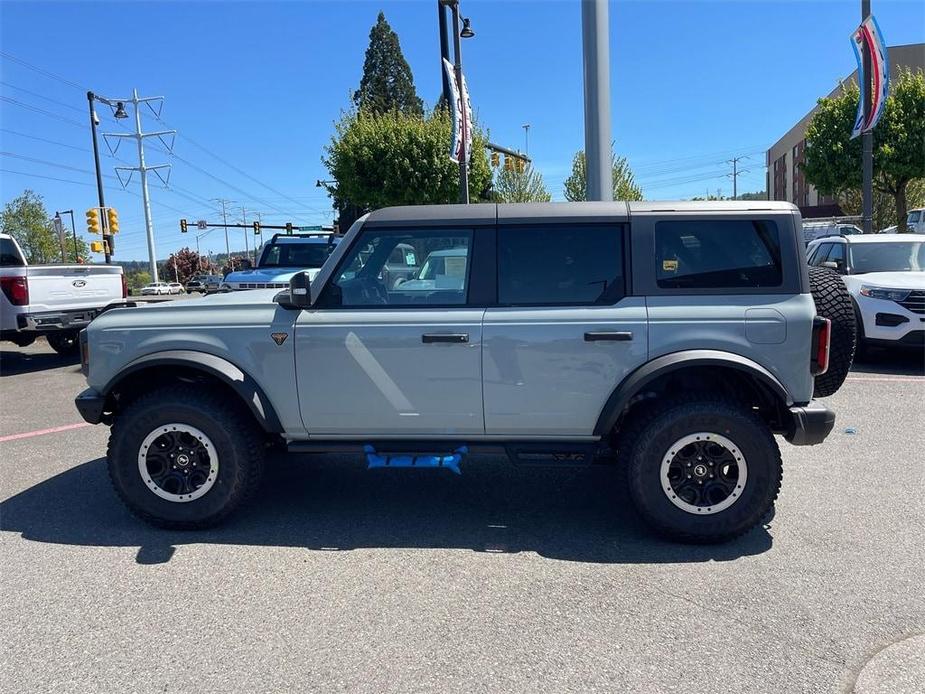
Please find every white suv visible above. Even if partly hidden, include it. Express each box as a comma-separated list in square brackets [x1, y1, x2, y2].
[807, 234, 924, 351]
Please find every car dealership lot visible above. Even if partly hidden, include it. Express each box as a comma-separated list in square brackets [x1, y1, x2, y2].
[1, 341, 923, 693]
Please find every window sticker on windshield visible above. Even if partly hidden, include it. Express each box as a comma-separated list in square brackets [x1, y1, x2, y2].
[444, 256, 467, 277]
[662, 259, 679, 272]
[405, 252, 416, 266]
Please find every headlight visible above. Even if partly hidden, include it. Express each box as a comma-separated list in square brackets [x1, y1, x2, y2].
[859, 286, 912, 301]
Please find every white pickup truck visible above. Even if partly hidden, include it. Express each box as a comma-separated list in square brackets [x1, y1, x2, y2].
[1, 232, 126, 355]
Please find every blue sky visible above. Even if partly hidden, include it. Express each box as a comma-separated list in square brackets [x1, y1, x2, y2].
[1, 0, 923, 261]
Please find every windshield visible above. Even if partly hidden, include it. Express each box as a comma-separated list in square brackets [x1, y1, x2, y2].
[908, 211, 921, 224]
[850, 242, 925, 273]
[258, 242, 334, 269]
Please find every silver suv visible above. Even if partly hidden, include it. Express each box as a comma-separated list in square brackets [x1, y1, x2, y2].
[75, 202, 854, 543]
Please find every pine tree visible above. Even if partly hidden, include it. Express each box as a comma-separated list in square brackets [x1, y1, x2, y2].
[353, 12, 423, 117]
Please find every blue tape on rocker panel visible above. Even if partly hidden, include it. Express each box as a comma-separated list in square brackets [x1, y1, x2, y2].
[364, 445, 466, 475]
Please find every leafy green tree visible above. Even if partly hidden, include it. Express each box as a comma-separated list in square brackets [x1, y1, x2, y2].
[0, 190, 89, 263]
[563, 150, 643, 201]
[353, 11, 423, 117]
[125, 270, 151, 293]
[803, 68, 925, 230]
[160, 247, 208, 285]
[324, 108, 492, 210]
[493, 163, 551, 203]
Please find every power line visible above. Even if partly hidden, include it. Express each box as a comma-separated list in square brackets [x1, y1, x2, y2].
[0, 80, 85, 113]
[0, 96, 85, 128]
[0, 128, 88, 151]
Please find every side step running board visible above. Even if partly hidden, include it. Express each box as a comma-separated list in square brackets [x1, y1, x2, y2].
[364, 445, 467, 475]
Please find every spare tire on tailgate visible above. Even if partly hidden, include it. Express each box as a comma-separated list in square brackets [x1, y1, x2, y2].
[808, 266, 856, 397]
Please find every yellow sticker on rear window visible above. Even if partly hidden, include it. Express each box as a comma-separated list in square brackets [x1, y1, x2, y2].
[662, 259, 679, 272]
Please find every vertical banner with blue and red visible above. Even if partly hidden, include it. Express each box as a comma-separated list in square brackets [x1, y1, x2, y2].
[442, 58, 472, 165]
[850, 15, 890, 139]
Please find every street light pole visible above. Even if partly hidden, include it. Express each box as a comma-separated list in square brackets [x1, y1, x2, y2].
[861, 0, 873, 233]
[86, 91, 111, 263]
[581, 0, 613, 202]
[449, 2, 469, 204]
[56, 210, 78, 261]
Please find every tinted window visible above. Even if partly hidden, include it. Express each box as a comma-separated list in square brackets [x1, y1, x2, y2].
[810, 243, 832, 266]
[259, 241, 335, 268]
[826, 243, 846, 269]
[656, 220, 783, 289]
[908, 211, 921, 224]
[1, 237, 25, 266]
[329, 230, 472, 307]
[498, 226, 624, 305]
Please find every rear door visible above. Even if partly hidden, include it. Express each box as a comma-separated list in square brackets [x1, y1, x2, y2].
[482, 223, 647, 437]
[296, 225, 487, 436]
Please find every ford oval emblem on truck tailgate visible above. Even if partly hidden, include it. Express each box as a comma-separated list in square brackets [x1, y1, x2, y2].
[72, 280, 87, 287]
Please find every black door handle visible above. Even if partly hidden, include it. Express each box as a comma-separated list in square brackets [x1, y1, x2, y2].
[422, 333, 469, 344]
[584, 331, 633, 342]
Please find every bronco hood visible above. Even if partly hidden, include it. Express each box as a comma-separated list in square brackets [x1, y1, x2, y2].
[224, 267, 323, 286]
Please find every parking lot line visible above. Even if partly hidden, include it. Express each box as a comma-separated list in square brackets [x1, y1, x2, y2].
[0, 422, 92, 444]
[845, 376, 924, 383]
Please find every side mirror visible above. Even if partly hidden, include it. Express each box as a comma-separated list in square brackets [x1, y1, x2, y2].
[276, 272, 312, 310]
[821, 261, 839, 270]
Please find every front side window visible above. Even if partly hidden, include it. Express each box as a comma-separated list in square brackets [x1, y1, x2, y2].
[328, 230, 472, 307]
[498, 226, 624, 306]
[826, 243, 846, 269]
[656, 220, 783, 289]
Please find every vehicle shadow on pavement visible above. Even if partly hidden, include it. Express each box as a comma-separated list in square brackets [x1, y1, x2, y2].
[0, 349, 80, 376]
[0, 454, 773, 565]
[850, 349, 924, 376]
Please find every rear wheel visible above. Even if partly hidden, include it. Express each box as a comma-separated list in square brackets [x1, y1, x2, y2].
[808, 266, 856, 397]
[623, 398, 782, 543]
[107, 386, 264, 529]
[46, 330, 80, 356]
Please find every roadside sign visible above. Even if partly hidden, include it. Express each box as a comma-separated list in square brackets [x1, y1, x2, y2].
[298, 225, 323, 231]
[196, 220, 208, 230]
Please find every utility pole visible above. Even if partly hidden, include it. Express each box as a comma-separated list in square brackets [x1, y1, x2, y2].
[103, 89, 175, 282]
[581, 0, 613, 201]
[522, 123, 530, 156]
[727, 156, 750, 199]
[212, 198, 234, 260]
[861, 0, 873, 233]
[86, 92, 114, 263]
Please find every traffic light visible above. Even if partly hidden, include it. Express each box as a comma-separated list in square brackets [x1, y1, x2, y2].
[86, 208, 102, 234]
[107, 208, 120, 234]
[490, 151, 500, 168]
[515, 158, 525, 174]
[285, 222, 293, 235]
[253, 221, 261, 235]
[180, 218, 188, 233]
[90, 240, 104, 253]
[503, 155, 513, 172]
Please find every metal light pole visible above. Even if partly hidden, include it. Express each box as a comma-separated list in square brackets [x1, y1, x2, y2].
[581, 0, 613, 201]
[439, 0, 475, 204]
[861, 0, 873, 233]
[86, 92, 115, 263]
[522, 123, 531, 156]
[56, 210, 79, 261]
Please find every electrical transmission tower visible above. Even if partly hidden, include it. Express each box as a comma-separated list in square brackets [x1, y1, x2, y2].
[726, 156, 750, 199]
[211, 198, 235, 259]
[103, 89, 175, 282]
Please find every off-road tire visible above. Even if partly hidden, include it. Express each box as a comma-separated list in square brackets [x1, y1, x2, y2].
[808, 266, 855, 397]
[107, 386, 264, 529]
[624, 397, 782, 543]
[46, 330, 80, 356]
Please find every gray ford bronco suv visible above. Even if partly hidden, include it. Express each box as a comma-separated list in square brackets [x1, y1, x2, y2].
[75, 202, 855, 543]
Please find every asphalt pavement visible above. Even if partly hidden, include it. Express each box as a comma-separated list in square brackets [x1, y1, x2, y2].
[1, 339, 923, 693]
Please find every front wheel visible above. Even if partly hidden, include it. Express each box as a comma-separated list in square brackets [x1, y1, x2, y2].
[623, 398, 782, 543]
[46, 330, 80, 356]
[107, 386, 264, 529]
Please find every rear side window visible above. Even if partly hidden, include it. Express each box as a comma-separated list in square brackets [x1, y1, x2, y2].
[655, 220, 783, 289]
[498, 225, 624, 305]
[1, 237, 25, 267]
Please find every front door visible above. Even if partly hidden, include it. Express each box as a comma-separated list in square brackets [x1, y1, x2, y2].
[296, 227, 484, 437]
[482, 223, 648, 437]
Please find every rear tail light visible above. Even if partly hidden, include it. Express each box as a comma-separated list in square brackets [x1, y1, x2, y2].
[811, 317, 831, 375]
[120, 273, 128, 298]
[0, 275, 29, 306]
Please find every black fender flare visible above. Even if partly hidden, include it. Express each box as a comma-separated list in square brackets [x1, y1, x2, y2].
[101, 350, 283, 433]
[593, 350, 793, 436]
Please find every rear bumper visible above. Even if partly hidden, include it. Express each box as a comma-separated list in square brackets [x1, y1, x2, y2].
[75, 387, 106, 425]
[15, 301, 134, 333]
[786, 400, 836, 446]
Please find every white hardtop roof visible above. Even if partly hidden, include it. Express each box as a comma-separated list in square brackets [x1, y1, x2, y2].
[817, 234, 924, 244]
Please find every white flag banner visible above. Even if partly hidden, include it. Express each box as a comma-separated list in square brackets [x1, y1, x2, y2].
[443, 58, 462, 164]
